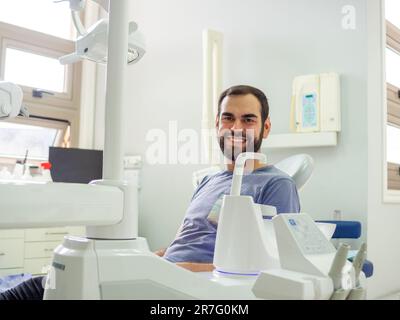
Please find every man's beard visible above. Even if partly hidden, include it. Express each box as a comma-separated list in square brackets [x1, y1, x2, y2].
[218, 128, 264, 162]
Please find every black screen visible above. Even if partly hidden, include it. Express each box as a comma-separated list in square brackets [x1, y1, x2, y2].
[49, 147, 103, 184]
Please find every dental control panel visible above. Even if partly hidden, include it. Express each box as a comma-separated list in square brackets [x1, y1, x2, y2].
[282, 214, 336, 255]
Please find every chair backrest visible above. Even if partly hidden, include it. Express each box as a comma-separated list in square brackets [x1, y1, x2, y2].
[192, 154, 314, 191]
[274, 154, 314, 191]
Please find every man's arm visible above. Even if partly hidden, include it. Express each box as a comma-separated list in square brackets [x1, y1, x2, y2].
[154, 249, 214, 272]
[176, 262, 215, 272]
[261, 177, 300, 213]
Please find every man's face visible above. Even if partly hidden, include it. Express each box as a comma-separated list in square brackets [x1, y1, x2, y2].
[216, 94, 271, 162]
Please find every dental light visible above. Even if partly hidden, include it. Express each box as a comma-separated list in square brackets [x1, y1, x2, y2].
[57, 0, 145, 65]
[0, 81, 29, 119]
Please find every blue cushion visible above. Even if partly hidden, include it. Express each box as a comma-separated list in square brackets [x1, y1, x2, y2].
[316, 220, 361, 239]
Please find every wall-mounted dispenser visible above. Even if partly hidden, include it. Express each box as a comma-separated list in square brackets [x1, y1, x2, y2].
[290, 73, 341, 133]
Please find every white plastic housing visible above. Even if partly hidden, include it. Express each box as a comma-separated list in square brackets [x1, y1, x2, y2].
[59, 19, 145, 65]
[291, 73, 341, 133]
[320, 73, 341, 132]
[86, 172, 139, 239]
[292, 74, 321, 133]
[0, 81, 23, 119]
[213, 195, 280, 275]
[0, 181, 123, 229]
[273, 213, 337, 277]
[253, 269, 334, 300]
[44, 237, 257, 300]
[274, 154, 314, 191]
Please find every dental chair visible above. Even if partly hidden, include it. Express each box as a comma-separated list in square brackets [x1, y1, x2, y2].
[192, 154, 373, 279]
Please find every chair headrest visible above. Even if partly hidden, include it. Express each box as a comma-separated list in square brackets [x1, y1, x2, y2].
[192, 154, 314, 191]
[274, 154, 314, 191]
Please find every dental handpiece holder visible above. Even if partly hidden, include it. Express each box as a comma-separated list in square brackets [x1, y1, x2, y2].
[213, 153, 280, 276]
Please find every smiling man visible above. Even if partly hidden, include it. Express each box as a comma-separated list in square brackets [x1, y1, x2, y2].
[162, 85, 301, 271]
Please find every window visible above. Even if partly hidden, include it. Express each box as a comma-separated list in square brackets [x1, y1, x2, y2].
[4, 48, 66, 93]
[387, 123, 400, 191]
[387, 125, 400, 165]
[0, 0, 83, 154]
[385, 0, 400, 30]
[0, 25, 80, 108]
[0, 0, 75, 40]
[0, 118, 69, 161]
[386, 47, 400, 88]
[385, 0, 400, 194]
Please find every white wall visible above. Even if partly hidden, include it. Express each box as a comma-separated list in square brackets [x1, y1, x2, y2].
[366, 0, 400, 299]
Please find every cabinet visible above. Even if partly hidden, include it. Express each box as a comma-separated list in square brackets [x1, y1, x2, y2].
[0, 226, 85, 276]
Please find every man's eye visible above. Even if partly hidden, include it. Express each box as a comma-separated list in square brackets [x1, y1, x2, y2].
[244, 118, 256, 123]
[222, 116, 233, 121]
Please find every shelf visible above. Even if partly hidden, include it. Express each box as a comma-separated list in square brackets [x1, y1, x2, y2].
[262, 132, 337, 149]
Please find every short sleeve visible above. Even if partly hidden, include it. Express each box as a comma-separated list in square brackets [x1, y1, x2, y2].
[189, 174, 213, 202]
[259, 178, 301, 214]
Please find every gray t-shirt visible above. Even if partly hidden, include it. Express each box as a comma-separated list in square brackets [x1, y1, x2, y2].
[163, 165, 301, 263]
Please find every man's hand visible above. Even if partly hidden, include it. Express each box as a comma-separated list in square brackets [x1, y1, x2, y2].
[154, 248, 167, 257]
[176, 262, 215, 272]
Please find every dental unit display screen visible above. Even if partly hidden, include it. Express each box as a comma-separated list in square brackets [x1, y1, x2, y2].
[49, 147, 103, 184]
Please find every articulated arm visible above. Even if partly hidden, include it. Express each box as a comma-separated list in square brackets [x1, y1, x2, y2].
[0, 181, 123, 229]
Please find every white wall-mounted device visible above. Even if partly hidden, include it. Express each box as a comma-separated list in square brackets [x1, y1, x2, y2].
[290, 73, 341, 133]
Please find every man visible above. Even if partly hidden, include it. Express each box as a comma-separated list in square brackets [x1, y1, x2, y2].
[161, 85, 300, 271]
[0, 85, 300, 299]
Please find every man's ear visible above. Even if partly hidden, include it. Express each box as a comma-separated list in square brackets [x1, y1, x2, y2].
[263, 117, 271, 139]
[215, 114, 220, 129]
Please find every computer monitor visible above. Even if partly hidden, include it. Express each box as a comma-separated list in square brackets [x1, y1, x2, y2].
[49, 147, 103, 184]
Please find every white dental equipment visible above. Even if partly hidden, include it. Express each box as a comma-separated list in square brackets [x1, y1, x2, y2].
[214, 153, 281, 275]
[0, 0, 366, 300]
[0, 81, 29, 119]
[253, 215, 364, 300]
[58, 0, 145, 65]
[346, 243, 367, 300]
[274, 154, 314, 191]
[214, 152, 364, 300]
[290, 73, 341, 133]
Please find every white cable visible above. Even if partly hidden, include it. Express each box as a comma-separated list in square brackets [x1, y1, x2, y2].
[230, 153, 267, 196]
[71, 10, 87, 36]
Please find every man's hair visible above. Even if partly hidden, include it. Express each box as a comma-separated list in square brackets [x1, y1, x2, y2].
[217, 85, 270, 123]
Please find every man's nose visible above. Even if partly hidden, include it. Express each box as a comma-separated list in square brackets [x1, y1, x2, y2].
[230, 119, 244, 131]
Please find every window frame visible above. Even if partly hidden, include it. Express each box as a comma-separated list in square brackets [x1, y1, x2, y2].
[0, 10, 83, 149]
[384, 12, 400, 201]
[0, 21, 81, 109]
